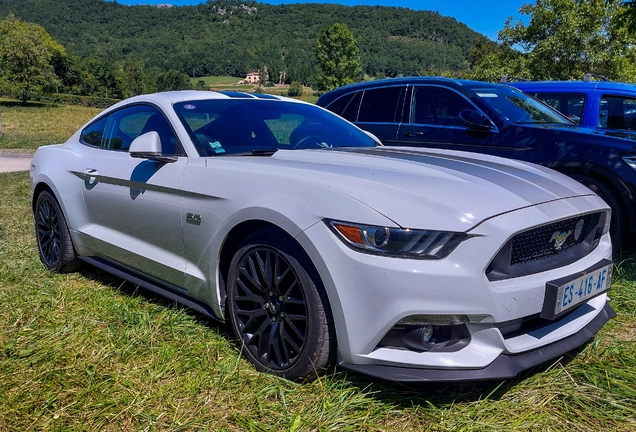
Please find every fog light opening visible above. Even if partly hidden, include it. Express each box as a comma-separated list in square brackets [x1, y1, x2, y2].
[377, 322, 471, 353]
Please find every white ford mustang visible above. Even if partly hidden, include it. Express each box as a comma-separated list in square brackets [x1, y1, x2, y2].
[30, 91, 615, 382]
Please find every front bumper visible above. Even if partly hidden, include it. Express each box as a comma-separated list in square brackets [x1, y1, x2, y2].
[338, 301, 615, 382]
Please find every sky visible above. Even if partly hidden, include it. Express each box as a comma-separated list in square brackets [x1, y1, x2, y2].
[109, 0, 529, 41]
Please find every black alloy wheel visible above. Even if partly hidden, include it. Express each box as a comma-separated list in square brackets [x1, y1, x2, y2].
[228, 229, 334, 381]
[34, 191, 80, 273]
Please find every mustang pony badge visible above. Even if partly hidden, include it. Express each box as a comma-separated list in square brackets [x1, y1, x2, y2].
[550, 230, 573, 250]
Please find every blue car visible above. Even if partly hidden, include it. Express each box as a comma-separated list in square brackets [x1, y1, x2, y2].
[510, 79, 636, 135]
[317, 77, 636, 250]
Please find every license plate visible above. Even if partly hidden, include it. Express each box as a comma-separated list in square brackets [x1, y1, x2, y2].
[540, 259, 612, 320]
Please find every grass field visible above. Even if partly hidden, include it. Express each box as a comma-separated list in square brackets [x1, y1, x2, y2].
[190, 76, 319, 103]
[190, 76, 244, 86]
[0, 100, 101, 150]
[1, 101, 636, 431]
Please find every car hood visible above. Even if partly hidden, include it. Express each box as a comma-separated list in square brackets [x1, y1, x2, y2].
[264, 147, 595, 231]
[520, 123, 636, 148]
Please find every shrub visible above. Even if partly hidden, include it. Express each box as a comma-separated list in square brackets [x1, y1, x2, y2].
[288, 81, 303, 97]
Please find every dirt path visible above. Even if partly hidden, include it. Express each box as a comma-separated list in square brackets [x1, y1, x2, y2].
[0, 150, 34, 173]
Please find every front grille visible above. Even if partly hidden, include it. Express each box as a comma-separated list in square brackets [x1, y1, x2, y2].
[486, 212, 605, 281]
[510, 214, 592, 265]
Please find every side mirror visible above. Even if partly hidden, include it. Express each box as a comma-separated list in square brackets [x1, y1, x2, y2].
[459, 109, 495, 131]
[129, 131, 177, 163]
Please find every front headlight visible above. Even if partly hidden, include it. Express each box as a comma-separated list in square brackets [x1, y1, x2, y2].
[326, 220, 467, 259]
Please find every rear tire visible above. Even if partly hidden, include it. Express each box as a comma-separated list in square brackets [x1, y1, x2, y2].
[34, 191, 80, 273]
[569, 174, 626, 252]
[227, 228, 335, 381]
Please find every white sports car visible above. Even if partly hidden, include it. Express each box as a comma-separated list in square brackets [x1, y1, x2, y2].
[30, 91, 615, 382]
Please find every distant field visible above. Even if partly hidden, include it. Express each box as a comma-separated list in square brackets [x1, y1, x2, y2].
[190, 75, 243, 86]
[189, 77, 318, 102]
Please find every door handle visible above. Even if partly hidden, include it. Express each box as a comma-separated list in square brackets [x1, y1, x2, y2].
[84, 168, 99, 185]
[403, 130, 424, 138]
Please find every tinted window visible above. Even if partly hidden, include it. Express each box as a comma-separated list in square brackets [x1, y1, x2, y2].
[81, 116, 108, 147]
[533, 92, 586, 124]
[358, 87, 403, 123]
[599, 95, 636, 131]
[327, 92, 361, 122]
[411, 86, 474, 127]
[341, 91, 362, 122]
[465, 84, 571, 125]
[83, 105, 184, 156]
[174, 99, 378, 156]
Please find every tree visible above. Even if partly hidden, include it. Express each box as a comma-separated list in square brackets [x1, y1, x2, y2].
[287, 81, 303, 97]
[156, 70, 191, 92]
[81, 57, 123, 99]
[0, 14, 63, 104]
[122, 61, 148, 97]
[478, 0, 636, 82]
[314, 23, 362, 91]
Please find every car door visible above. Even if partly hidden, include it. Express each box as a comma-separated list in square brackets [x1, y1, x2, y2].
[80, 104, 189, 289]
[396, 85, 499, 153]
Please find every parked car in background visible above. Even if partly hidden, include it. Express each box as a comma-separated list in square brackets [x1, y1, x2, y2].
[317, 77, 636, 250]
[510, 78, 636, 134]
[31, 90, 615, 382]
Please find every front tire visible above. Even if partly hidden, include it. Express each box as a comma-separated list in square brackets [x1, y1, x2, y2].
[569, 174, 626, 252]
[227, 229, 334, 381]
[34, 190, 80, 273]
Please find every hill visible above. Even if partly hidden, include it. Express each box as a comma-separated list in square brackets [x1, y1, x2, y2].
[0, 0, 487, 79]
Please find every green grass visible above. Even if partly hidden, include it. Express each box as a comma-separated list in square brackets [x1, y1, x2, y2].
[1, 101, 636, 431]
[0, 100, 101, 151]
[190, 75, 244, 86]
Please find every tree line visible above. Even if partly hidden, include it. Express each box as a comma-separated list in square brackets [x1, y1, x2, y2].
[0, 0, 483, 86]
[2, 0, 636, 106]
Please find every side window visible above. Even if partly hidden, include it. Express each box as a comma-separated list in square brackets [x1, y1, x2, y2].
[84, 105, 184, 156]
[534, 92, 585, 124]
[326, 92, 362, 122]
[599, 95, 636, 131]
[358, 87, 403, 123]
[81, 116, 108, 147]
[412, 86, 473, 127]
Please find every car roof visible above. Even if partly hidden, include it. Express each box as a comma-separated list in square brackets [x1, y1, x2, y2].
[511, 80, 636, 93]
[317, 76, 501, 106]
[107, 90, 297, 111]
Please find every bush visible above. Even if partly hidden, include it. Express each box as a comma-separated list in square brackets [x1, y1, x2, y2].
[288, 81, 303, 97]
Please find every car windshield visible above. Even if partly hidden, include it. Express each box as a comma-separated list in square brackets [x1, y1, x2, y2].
[174, 98, 379, 156]
[465, 84, 573, 125]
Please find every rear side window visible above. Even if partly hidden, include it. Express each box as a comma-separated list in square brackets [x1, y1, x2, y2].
[81, 116, 108, 147]
[533, 92, 586, 124]
[599, 95, 636, 131]
[358, 87, 403, 123]
[411, 86, 473, 127]
[81, 105, 185, 156]
[326, 92, 361, 122]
